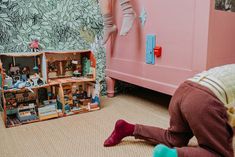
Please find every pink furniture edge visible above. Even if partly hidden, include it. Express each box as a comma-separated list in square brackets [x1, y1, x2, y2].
[105, 0, 235, 97]
[207, 2, 235, 68]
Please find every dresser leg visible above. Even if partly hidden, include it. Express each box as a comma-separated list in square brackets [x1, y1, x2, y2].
[106, 77, 116, 97]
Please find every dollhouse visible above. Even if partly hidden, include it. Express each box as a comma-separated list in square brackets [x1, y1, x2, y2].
[0, 50, 100, 128]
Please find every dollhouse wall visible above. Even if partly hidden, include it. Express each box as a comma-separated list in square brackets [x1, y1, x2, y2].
[42, 53, 47, 82]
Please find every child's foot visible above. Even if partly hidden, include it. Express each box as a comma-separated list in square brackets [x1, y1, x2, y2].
[153, 144, 178, 157]
[104, 119, 135, 147]
[120, 12, 136, 36]
[102, 25, 117, 45]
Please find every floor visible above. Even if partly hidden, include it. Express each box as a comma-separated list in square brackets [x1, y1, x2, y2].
[0, 88, 234, 157]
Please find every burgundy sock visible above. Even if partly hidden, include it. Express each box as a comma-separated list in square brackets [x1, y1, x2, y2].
[104, 119, 135, 147]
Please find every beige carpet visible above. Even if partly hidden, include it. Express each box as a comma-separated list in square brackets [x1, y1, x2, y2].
[0, 90, 234, 157]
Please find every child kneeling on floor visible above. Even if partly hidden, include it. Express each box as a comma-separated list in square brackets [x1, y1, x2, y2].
[104, 64, 235, 157]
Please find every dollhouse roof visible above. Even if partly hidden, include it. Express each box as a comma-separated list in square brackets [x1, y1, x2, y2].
[44, 50, 91, 54]
[0, 52, 43, 57]
[0, 50, 92, 57]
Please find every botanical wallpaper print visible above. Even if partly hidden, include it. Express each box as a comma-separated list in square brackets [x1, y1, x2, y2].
[0, 0, 108, 94]
[215, 0, 235, 12]
[90, 37, 107, 95]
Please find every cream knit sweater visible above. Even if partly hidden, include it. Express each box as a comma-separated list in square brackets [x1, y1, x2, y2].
[189, 64, 235, 126]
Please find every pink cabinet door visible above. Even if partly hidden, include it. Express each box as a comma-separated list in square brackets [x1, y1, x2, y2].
[106, 0, 211, 95]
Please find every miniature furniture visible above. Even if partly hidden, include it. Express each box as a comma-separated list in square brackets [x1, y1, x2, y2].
[0, 50, 100, 128]
[106, 0, 235, 97]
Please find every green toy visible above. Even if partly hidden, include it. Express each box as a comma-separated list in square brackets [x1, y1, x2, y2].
[82, 57, 91, 76]
[153, 144, 177, 157]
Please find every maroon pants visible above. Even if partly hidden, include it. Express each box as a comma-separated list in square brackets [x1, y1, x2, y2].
[133, 81, 234, 157]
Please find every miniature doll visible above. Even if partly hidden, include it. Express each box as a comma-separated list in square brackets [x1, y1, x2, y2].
[90, 83, 100, 105]
[65, 61, 73, 71]
[9, 63, 20, 76]
[76, 89, 84, 99]
[99, 0, 136, 44]
[73, 64, 82, 77]
[29, 39, 40, 52]
[30, 73, 40, 86]
[104, 64, 235, 157]
[21, 66, 30, 82]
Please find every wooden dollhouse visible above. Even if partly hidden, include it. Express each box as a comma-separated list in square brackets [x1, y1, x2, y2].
[0, 50, 100, 128]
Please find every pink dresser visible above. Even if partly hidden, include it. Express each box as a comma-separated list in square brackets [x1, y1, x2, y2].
[105, 0, 235, 97]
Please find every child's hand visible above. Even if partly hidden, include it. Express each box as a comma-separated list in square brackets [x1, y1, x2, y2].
[228, 107, 235, 114]
[227, 102, 235, 114]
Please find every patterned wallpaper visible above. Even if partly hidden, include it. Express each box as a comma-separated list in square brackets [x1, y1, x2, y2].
[0, 0, 107, 94]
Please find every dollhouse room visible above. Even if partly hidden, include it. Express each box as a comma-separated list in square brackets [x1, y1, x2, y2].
[0, 0, 235, 157]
